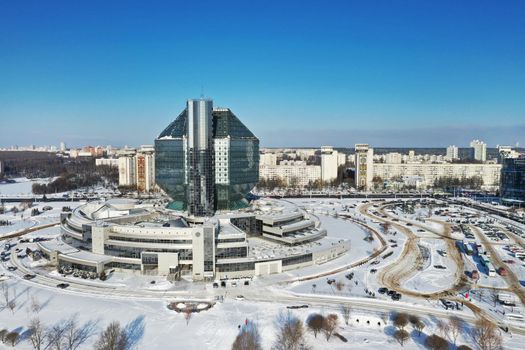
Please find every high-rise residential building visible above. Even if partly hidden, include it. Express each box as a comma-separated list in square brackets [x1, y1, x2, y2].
[500, 156, 525, 204]
[446, 145, 459, 160]
[337, 153, 347, 166]
[95, 158, 119, 167]
[260, 152, 277, 166]
[373, 162, 501, 189]
[136, 145, 156, 193]
[385, 152, 402, 164]
[355, 144, 374, 191]
[155, 98, 259, 216]
[259, 161, 321, 187]
[59, 142, 66, 152]
[118, 149, 137, 187]
[320, 146, 339, 183]
[0, 160, 4, 175]
[470, 139, 487, 162]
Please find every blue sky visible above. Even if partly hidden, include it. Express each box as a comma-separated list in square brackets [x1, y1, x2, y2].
[1, 0, 524, 148]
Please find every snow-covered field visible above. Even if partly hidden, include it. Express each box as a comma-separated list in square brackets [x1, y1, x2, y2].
[0, 177, 55, 197]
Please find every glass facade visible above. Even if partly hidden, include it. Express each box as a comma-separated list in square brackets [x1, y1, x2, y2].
[501, 157, 525, 202]
[155, 100, 259, 215]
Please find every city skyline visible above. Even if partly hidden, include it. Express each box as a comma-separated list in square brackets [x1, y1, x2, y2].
[1, 1, 524, 147]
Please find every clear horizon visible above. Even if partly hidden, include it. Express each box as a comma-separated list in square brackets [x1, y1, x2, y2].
[1, 0, 524, 148]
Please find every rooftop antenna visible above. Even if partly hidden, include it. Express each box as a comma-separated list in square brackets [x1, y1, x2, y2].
[200, 85, 204, 99]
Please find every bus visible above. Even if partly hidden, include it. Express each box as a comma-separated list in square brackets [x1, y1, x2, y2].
[487, 263, 496, 277]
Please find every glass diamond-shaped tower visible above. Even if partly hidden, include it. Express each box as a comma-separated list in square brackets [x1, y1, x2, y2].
[155, 99, 259, 216]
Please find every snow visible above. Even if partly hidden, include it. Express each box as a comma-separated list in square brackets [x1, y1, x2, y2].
[0, 177, 55, 197]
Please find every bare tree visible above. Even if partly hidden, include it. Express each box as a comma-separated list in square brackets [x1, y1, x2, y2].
[436, 320, 450, 338]
[448, 316, 464, 345]
[232, 320, 262, 350]
[408, 315, 420, 325]
[473, 318, 503, 350]
[457, 345, 473, 350]
[340, 305, 351, 325]
[2, 283, 9, 308]
[5, 331, 19, 346]
[7, 299, 16, 314]
[94, 321, 128, 350]
[46, 321, 68, 350]
[183, 307, 193, 326]
[393, 313, 409, 330]
[322, 314, 338, 341]
[30, 295, 41, 314]
[29, 317, 46, 350]
[414, 320, 425, 336]
[335, 281, 345, 292]
[424, 334, 449, 350]
[306, 314, 324, 338]
[394, 329, 410, 346]
[63, 315, 98, 350]
[272, 311, 311, 350]
[0, 329, 8, 342]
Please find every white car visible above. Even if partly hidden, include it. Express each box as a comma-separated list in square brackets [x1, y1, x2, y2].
[235, 295, 245, 301]
[0, 275, 10, 282]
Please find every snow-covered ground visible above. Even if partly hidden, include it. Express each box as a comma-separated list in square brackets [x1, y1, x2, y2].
[0, 177, 55, 197]
[0, 200, 83, 239]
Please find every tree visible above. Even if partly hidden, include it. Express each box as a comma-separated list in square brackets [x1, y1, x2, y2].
[393, 313, 409, 330]
[322, 314, 338, 341]
[457, 345, 473, 350]
[408, 315, 420, 325]
[183, 307, 193, 326]
[232, 320, 262, 350]
[5, 331, 20, 347]
[424, 334, 449, 350]
[63, 315, 97, 350]
[414, 320, 425, 336]
[0, 329, 8, 342]
[29, 317, 45, 350]
[472, 318, 503, 350]
[340, 305, 351, 325]
[448, 316, 464, 345]
[7, 299, 16, 314]
[394, 329, 410, 346]
[436, 320, 450, 338]
[2, 282, 9, 308]
[30, 295, 41, 314]
[46, 321, 68, 350]
[335, 281, 345, 292]
[94, 321, 128, 350]
[272, 311, 311, 350]
[306, 314, 324, 338]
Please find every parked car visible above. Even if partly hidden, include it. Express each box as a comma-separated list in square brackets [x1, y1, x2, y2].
[23, 274, 36, 280]
[378, 287, 388, 294]
[56, 283, 70, 289]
